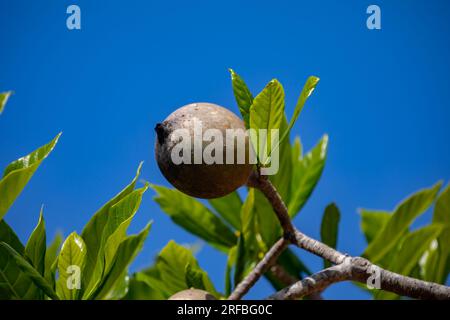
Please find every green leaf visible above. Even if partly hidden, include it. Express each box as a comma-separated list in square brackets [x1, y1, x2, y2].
[125, 276, 165, 300]
[424, 185, 450, 283]
[103, 185, 149, 272]
[0, 133, 61, 221]
[225, 245, 237, 296]
[56, 232, 87, 300]
[83, 184, 149, 299]
[363, 182, 442, 262]
[253, 190, 282, 247]
[0, 242, 59, 300]
[0, 219, 34, 299]
[288, 135, 328, 217]
[233, 234, 247, 287]
[229, 69, 253, 128]
[278, 76, 319, 148]
[93, 223, 151, 299]
[253, 117, 292, 247]
[25, 208, 46, 276]
[0, 91, 12, 114]
[232, 190, 262, 289]
[270, 116, 292, 202]
[208, 191, 242, 230]
[320, 203, 341, 268]
[375, 225, 443, 299]
[134, 241, 218, 299]
[101, 270, 129, 300]
[185, 263, 205, 290]
[152, 185, 236, 251]
[249, 79, 285, 164]
[81, 162, 143, 291]
[45, 232, 62, 288]
[360, 210, 391, 244]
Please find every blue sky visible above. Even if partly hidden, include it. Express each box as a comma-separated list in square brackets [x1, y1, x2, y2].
[1, 0, 449, 299]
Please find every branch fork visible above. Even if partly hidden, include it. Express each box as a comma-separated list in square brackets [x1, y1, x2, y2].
[229, 171, 450, 300]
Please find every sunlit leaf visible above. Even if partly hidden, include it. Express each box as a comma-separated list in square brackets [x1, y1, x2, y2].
[56, 232, 87, 300]
[133, 241, 218, 299]
[360, 210, 391, 244]
[363, 182, 442, 262]
[320, 203, 340, 268]
[278, 76, 319, 149]
[44, 232, 62, 288]
[375, 224, 443, 299]
[249, 79, 285, 164]
[25, 208, 46, 276]
[84, 184, 148, 299]
[81, 162, 143, 291]
[288, 134, 328, 217]
[0, 133, 61, 220]
[93, 223, 151, 299]
[424, 185, 450, 284]
[0, 91, 12, 115]
[229, 69, 253, 128]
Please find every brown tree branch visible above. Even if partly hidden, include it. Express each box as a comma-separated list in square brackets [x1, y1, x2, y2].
[228, 238, 288, 300]
[269, 264, 324, 300]
[267, 258, 352, 300]
[238, 170, 450, 300]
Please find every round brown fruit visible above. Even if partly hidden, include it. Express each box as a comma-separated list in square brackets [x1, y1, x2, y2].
[155, 102, 252, 199]
[168, 288, 216, 300]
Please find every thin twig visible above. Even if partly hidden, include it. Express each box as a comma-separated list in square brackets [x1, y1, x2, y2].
[269, 264, 324, 300]
[241, 171, 450, 300]
[228, 238, 288, 300]
[267, 258, 353, 300]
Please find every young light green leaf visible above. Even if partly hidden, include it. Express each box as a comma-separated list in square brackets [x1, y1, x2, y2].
[360, 210, 391, 244]
[288, 134, 328, 217]
[277, 76, 319, 148]
[25, 208, 46, 276]
[269, 116, 292, 202]
[0, 91, 12, 115]
[229, 69, 253, 128]
[363, 182, 442, 262]
[208, 191, 242, 230]
[0, 242, 59, 300]
[375, 224, 443, 299]
[84, 184, 148, 298]
[152, 185, 236, 251]
[0, 133, 61, 221]
[56, 232, 87, 300]
[81, 162, 143, 290]
[424, 185, 450, 283]
[249, 79, 285, 164]
[102, 270, 129, 300]
[320, 203, 341, 268]
[45, 232, 62, 287]
[93, 223, 151, 299]
[103, 185, 149, 271]
[253, 117, 292, 247]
